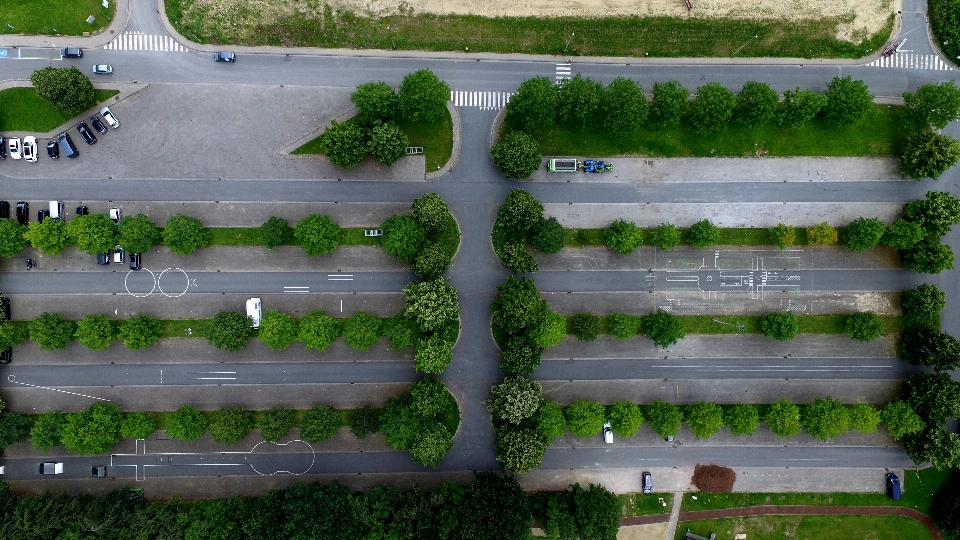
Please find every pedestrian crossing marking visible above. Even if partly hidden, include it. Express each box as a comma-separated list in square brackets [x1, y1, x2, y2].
[556, 63, 572, 81]
[103, 31, 189, 52]
[450, 91, 514, 110]
[865, 53, 953, 70]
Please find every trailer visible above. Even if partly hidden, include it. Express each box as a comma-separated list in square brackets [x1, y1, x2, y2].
[881, 37, 906, 57]
[548, 158, 580, 172]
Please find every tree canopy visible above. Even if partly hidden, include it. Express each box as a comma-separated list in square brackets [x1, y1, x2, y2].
[163, 214, 210, 255]
[118, 214, 161, 253]
[206, 310, 251, 352]
[688, 82, 737, 133]
[294, 214, 340, 257]
[822, 76, 873, 125]
[491, 131, 542, 180]
[30, 66, 94, 114]
[398, 69, 450, 123]
[506, 76, 558, 132]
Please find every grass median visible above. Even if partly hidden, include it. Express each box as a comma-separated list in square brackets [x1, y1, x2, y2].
[677, 515, 933, 540]
[0, 88, 120, 132]
[563, 313, 902, 337]
[563, 227, 819, 248]
[0, 0, 114, 36]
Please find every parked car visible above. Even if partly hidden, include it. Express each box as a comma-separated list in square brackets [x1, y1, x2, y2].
[76, 205, 88, 216]
[247, 298, 262, 328]
[15, 202, 28, 225]
[92, 64, 113, 75]
[57, 132, 79, 158]
[8, 137, 22, 160]
[642, 472, 652, 494]
[37, 209, 49, 222]
[46, 140, 59, 159]
[60, 47, 82, 58]
[113, 245, 125, 264]
[49, 201, 63, 222]
[1, 296, 10, 321]
[76, 122, 97, 145]
[96, 252, 110, 266]
[90, 116, 107, 134]
[129, 252, 141, 270]
[22, 136, 37, 162]
[109, 207, 122, 224]
[602, 422, 613, 444]
[0, 135, 5, 159]
[100, 107, 120, 129]
[0, 348, 11, 364]
[886, 473, 901, 500]
[92, 465, 106, 478]
[213, 51, 236, 62]
[39, 462, 64, 474]
[0, 201, 9, 219]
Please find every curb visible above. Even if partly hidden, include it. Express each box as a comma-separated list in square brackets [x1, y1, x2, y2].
[425, 101, 461, 180]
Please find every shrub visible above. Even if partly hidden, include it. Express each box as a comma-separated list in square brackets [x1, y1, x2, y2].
[570, 313, 601, 342]
[294, 214, 340, 257]
[119, 314, 162, 350]
[299, 310, 341, 352]
[645, 400, 683, 439]
[257, 408, 296, 443]
[486, 376, 543, 425]
[381, 214, 426, 262]
[608, 313, 640, 340]
[604, 219, 643, 255]
[846, 311, 882, 342]
[259, 216, 291, 249]
[163, 214, 210, 255]
[649, 80, 689, 127]
[529, 311, 567, 349]
[506, 76, 558, 132]
[258, 310, 299, 350]
[491, 131, 542, 180]
[537, 401, 566, 443]
[644, 309, 686, 348]
[734, 81, 778, 127]
[769, 223, 796, 250]
[74, 313, 115, 350]
[398, 69, 450, 123]
[350, 406, 382, 439]
[822, 76, 873, 125]
[532, 217, 564, 254]
[765, 398, 802, 438]
[723, 404, 760, 436]
[685, 401, 724, 440]
[761, 312, 799, 341]
[806, 222, 838, 246]
[300, 405, 342, 442]
[687, 219, 720, 249]
[120, 412, 156, 440]
[604, 77, 648, 134]
[902, 284, 946, 328]
[564, 399, 606, 437]
[383, 314, 419, 350]
[342, 311, 382, 351]
[848, 404, 881, 434]
[208, 408, 254, 445]
[649, 223, 681, 250]
[688, 82, 737, 134]
[843, 217, 887, 252]
[29, 312, 73, 351]
[206, 310, 251, 352]
[166, 405, 207, 441]
[60, 403, 123, 455]
[607, 401, 643, 437]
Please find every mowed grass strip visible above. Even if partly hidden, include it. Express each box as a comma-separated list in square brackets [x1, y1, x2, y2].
[0, 0, 114, 36]
[166, 0, 892, 60]
[619, 492, 673, 516]
[529, 104, 908, 158]
[0, 88, 120, 132]
[562, 227, 816, 248]
[206, 227, 381, 247]
[676, 515, 933, 540]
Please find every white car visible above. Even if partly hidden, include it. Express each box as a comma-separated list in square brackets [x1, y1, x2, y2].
[603, 422, 613, 444]
[100, 107, 119, 129]
[22, 136, 37, 162]
[7, 137, 22, 160]
[109, 207, 122, 224]
[92, 64, 113, 75]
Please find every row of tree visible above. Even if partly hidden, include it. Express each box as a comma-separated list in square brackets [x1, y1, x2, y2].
[380, 193, 460, 279]
[899, 373, 960, 469]
[491, 188, 563, 273]
[319, 69, 451, 168]
[0, 473, 618, 540]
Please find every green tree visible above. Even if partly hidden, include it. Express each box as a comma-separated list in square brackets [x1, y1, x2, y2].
[495, 424, 548, 473]
[497, 242, 538, 273]
[902, 237, 955, 274]
[724, 404, 760, 436]
[74, 313, 115, 350]
[29, 312, 73, 350]
[300, 405, 342, 442]
[903, 81, 960, 129]
[499, 188, 545, 233]
[848, 404, 881, 434]
[258, 216, 291, 249]
[843, 216, 887, 252]
[904, 426, 960, 469]
[903, 191, 960, 236]
[25, 218, 67, 255]
[604, 77, 648, 134]
[649, 222, 681, 250]
[369, 121, 410, 165]
[380, 395, 424, 449]
[66, 213, 117, 255]
[411, 193, 451, 233]
[904, 373, 960, 425]
[119, 314, 162, 350]
[411, 241, 454, 280]
[381, 214, 426, 262]
[0, 411, 31, 451]
[410, 423, 453, 467]
[410, 376, 452, 417]
[607, 401, 643, 437]
[258, 310, 299, 350]
[294, 214, 340, 257]
[560, 313, 598, 344]
[31, 411, 67, 452]
[608, 313, 640, 339]
[900, 327, 960, 373]
[499, 334, 543, 375]
[163, 214, 210, 255]
[404, 278, 459, 333]
[0, 218, 28, 257]
[208, 408, 254, 445]
[414, 334, 454, 373]
[845, 311, 883, 342]
[687, 218, 720, 248]
[486, 376, 543, 424]
[823, 76, 873, 125]
[537, 401, 567, 443]
[206, 310, 251, 352]
[604, 219, 643, 255]
[319, 120, 369, 168]
[531, 483, 620, 540]
[60, 402, 123, 455]
[802, 397, 850, 442]
[529, 310, 567, 348]
[761, 311, 799, 341]
[882, 218, 924, 250]
[491, 131, 542, 180]
[350, 406, 381, 439]
[880, 400, 924, 440]
[765, 398, 802, 438]
[649, 80, 689, 127]
[688, 82, 737, 133]
[556, 74, 604, 130]
[806, 222, 838, 246]
[398, 69, 450, 123]
[769, 223, 796, 250]
[351, 81, 399, 125]
[30, 66, 94, 114]
[932, 468, 960, 540]
[902, 284, 946, 328]
[564, 399, 606, 437]
[734, 81, 779, 127]
[490, 276, 548, 335]
[685, 401, 724, 440]
[532, 217, 564, 254]
[0, 322, 27, 351]
[506, 76, 559, 132]
[117, 214, 161, 253]
[383, 313, 420, 350]
[778, 87, 826, 128]
[299, 310, 341, 352]
[900, 131, 960, 180]
[644, 309, 686, 348]
[645, 400, 683, 439]
[257, 408, 296, 442]
[120, 411, 156, 440]
[343, 311, 381, 351]
[167, 405, 207, 441]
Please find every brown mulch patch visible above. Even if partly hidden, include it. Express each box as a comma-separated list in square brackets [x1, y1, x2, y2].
[691, 464, 737, 492]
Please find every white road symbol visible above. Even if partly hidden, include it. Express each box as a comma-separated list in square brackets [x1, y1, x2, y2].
[284, 286, 310, 293]
[327, 274, 353, 281]
[125, 268, 193, 298]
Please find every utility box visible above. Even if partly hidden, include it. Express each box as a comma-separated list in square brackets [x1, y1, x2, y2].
[548, 158, 580, 172]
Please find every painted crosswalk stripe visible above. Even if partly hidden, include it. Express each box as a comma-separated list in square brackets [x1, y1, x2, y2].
[556, 63, 572, 81]
[103, 31, 189, 52]
[450, 91, 514, 110]
[865, 53, 953, 70]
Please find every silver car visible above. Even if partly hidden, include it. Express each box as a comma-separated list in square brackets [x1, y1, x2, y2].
[7, 137, 21, 160]
[100, 107, 120, 129]
[92, 64, 113, 75]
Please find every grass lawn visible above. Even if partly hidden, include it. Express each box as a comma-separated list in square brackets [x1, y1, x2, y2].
[677, 515, 932, 540]
[564, 227, 820, 248]
[206, 227, 381, 247]
[565, 314, 902, 338]
[0, 88, 120, 132]
[619, 492, 674, 517]
[166, 0, 891, 59]
[528, 105, 908, 158]
[0, 0, 114, 36]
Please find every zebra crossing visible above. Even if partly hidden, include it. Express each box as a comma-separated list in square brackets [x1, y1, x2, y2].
[450, 91, 514, 110]
[865, 53, 952, 70]
[102, 31, 189, 52]
[556, 63, 572, 81]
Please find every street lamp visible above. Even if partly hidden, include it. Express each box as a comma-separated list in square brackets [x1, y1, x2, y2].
[563, 32, 575, 54]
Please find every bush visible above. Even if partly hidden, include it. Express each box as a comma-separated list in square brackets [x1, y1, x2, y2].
[495, 424, 547, 474]
[644, 309, 686, 348]
[206, 310, 251, 352]
[0, 218, 28, 257]
[163, 214, 210, 255]
[74, 314, 115, 350]
[608, 313, 640, 340]
[383, 314, 420, 350]
[537, 401, 566, 443]
[532, 217, 564, 254]
[529, 311, 567, 349]
[687, 219, 720, 249]
[649, 223, 681, 250]
[604, 77, 648, 134]
[259, 216, 291, 249]
[31, 411, 67, 452]
[491, 131, 542, 180]
[823, 76, 873, 125]
[882, 218, 924, 250]
[350, 406, 382, 439]
[404, 278, 460, 333]
[410, 377, 453, 417]
[379, 394, 424, 450]
[564, 399, 606, 437]
[848, 404, 881, 434]
[119, 314, 162, 350]
[765, 398, 802, 438]
[342, 311, 381, 351]
[506, 76, 558, 132]
[900, 131, 960, 180]
[734, 81, 779, 127]
[166, 405, 207, 441]
[570, 313, 601, 342]
[299, 310, 341, 352]
[604, 219, 643, 255]
[688, 82, 737, 134]
[496, 242, 539, 273]
[761, 312, 799, 341]
[649, 80, 689, 127]
[120, 412, 157, 440]
[25, 218, 67, 255]
[843, 217, 887, 252]
[381, 214, 426, 262]
[880, 401, 924, 440]
[645, 400, 683, 439]
[902, 284, 946, 328]
[294, 214, 340, 257]
[685, 401, 724, 440]
[208, 408, 254, 445]
[414, 335, 454, 374]
[802, 396, 850, 442]
[29, 312, 73, 351]
[769, 223, 796, 250]
[486, 376, 543, 425]
[411, 193, 452, 234]
[300, 405, 342, 442]
[806, 222, 838, 246]
[490, 276, 548, 336]
[410, 424, 453, 467]
[412, 241, 454, 280]
[607, 401, 643, 437]
[369, 121, 410, 165]
[846, 311, 882, 342]
[30, 66, 94, 114]
[498, 334, 543, 375]
[778, 87, 827, 128]
[60, 403, 123, 455]
[258, 310, 299, 350]
[256, 408, 296, 443]
[398, 69, 450, 123]
[723, 404, 759, 436]
[117, 214, 161, 254]
[66, 213, 117, 255]
[351, 81, 398, 126]
[319, 120, 369, 168]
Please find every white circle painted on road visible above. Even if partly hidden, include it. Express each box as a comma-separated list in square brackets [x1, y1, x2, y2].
[124, 268, 157, 298]
[157, 268, 190, 298]
[247, 440, 316, 476]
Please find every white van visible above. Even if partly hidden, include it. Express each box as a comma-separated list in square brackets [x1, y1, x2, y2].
[246, 298, 262, 328]
[49, 201, 63, 221]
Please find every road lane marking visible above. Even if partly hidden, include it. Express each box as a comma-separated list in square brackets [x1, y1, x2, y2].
[284, 286, 309, 293]
[328, 274, 353, 281]
[6, 375, 110, 401]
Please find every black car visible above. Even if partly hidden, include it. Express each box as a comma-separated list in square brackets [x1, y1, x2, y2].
[60, 47, 82, 58]
[90, 116, 107, 134]
[129, 252, 141, 270]
[46, 140, 59, 159]
[76, 122, 97, 145]
[76, 205, 88, 216]
[1, 297, 9, 321]
[37, 209, 49, 222]
[213, 51, 236, 62]
[15, 202, 28, 225]
[0, 201, 9, 219]
[92, 465, 106, 478]
[0, 348, 11, 364]
[96, 252, 110, 265]
[0, 136, 5, 159]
